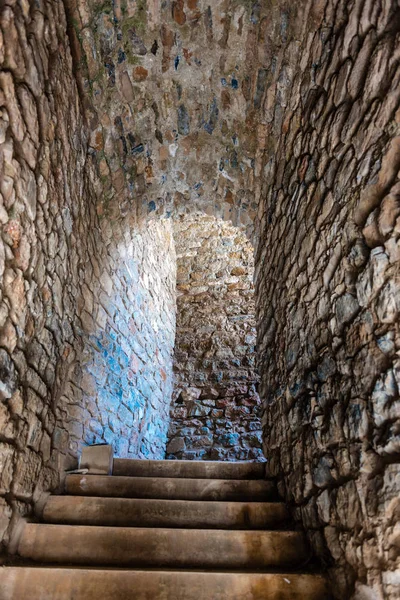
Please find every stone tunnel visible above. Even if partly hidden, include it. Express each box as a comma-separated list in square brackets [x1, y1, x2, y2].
[0, 0, 399, 599]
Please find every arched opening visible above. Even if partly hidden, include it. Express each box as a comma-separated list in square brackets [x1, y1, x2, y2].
[60, 210, 262, 466]
[61, 211, 262, 464]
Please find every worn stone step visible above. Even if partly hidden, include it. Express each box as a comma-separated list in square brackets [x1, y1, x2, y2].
[43, 496, 289, 529]
[0, 567, 331, 600]
[113, 458, 266, 480]
[18, 524, 309, 569]
[65, 474, 276, 501]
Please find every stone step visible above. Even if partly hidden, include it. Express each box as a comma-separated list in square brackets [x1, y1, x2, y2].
[65, 474, 276, 501]
[113, 458, 266, 479]
[18, 524, 309, 569]
[43, 496, 289, 529]
[0, 567, 331, 600]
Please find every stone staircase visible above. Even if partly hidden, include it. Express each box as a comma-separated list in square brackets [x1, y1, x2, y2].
[0, 459, 330, 599]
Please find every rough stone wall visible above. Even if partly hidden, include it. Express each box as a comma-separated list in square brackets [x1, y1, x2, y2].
[0, 0, 177, 551]
[1, 0, 399, 594]
[0, 0, 96, 548]
[68, 218, 176, 461]
[167, 215, 263, 461]
[255, 1, 400, 598]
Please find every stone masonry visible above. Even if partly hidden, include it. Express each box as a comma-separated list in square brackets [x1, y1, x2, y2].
[167, 215, 263, 461]
[63, 0, 266, 238]
[0, 1, 399, 599]
[0, 0, 177, 552]
[0, 0, 95, 549]
[65, 218, 176, 461]
[255, 2, 400, 599]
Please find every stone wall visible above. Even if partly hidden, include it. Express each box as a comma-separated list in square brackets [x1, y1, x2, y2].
[67, 218, 176, 461]
[167, 215, 263, 461]
[0, 0, 176, 551]
[1, 0, 399, 595]
[0, 0, 94, 550]
[255, 1, 400, 598]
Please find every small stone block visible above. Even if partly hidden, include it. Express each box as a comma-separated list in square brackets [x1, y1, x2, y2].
[79, 444, 114, 475]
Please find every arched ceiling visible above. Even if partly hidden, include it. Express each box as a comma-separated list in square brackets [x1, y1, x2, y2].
[63, 1, 264, 237]
[64, 0, 318, 241]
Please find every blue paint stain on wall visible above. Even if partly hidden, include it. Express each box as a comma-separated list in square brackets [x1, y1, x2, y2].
[177, 104, 190, 135]
[117, 48, 126, 63]
[132, 143, 144, 154]
[204, 97, 219, 134]
[77, 228, 176, 461]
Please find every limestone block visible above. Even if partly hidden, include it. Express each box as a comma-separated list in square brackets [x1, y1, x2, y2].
[80, 444, 113, 475]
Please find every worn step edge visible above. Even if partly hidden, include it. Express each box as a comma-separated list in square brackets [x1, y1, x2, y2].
[18, 524, 309, 569]
[65, 474, 276, 501]
[43, 496, 289, 529]
[113, 458, 266, 480]
[0, 567, 331, 600]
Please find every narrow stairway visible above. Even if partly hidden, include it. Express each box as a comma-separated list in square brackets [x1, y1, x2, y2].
[0, 459, 330, 599]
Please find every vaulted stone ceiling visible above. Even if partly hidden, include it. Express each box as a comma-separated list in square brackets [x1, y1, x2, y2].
[65, 0, 316, 238]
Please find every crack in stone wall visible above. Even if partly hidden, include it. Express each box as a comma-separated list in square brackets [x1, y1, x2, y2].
[167, 215, 263, 461]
